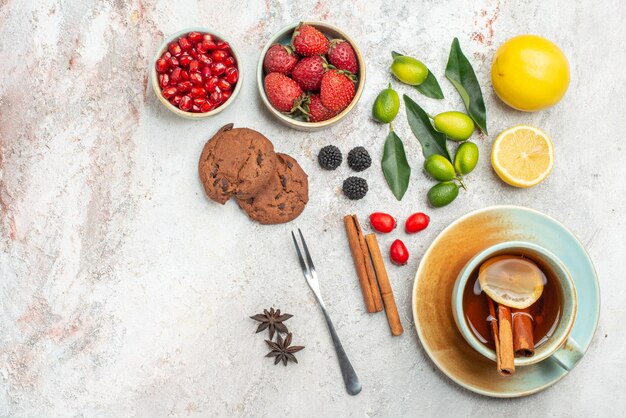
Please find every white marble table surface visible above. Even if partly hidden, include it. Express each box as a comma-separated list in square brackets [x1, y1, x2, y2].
[1, 0, 625, 416]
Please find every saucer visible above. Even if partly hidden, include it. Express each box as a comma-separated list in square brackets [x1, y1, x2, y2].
[412, 205, 600, 397]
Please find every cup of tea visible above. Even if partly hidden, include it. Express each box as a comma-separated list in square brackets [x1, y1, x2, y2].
[451, 241, 583, 370]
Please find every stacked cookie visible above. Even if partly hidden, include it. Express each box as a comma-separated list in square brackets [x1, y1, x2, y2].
[199, 124, 309, 224]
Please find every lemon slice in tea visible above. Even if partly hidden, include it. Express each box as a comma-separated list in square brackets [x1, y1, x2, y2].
[478, 255, 545, 309]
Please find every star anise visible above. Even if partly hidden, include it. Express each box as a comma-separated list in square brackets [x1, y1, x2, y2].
[250, 307, 293, 340]
[265, 332, 304, 366]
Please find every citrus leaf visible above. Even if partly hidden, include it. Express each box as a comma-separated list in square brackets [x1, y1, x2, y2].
[391, 51, 444, 99]
[445, 38, 488, 134]
[403, 95, 452, 161]
[382, 129, 411, 201]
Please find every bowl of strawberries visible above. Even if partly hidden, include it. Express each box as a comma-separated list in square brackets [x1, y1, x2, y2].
[257, 22, 365, 131]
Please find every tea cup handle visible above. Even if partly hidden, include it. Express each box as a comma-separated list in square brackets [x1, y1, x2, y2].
[550, 337, 584, 370]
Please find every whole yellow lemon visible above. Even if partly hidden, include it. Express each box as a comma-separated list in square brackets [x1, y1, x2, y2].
[491, 35, 570, 112]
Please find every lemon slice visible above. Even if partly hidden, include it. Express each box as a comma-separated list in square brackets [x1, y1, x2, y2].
[491, 125, 554, 188]
[478, 255, 545, 309]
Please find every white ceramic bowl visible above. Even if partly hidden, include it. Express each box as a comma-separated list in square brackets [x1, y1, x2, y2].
[257, 22, 366, 131]
[151, 27, 243, 119]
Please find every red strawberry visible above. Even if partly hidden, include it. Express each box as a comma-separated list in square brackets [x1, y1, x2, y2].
[291, 24, 329, 57]
[328, 39, 358, 74]
[263, 44, 299, 75]
[306, 94, 337, 122]
[320, 70, 356, 112]
[291, 56, 327, 91]
[264, 72, 304, 113]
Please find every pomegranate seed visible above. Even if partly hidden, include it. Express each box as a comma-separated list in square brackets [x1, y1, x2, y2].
[190, 49, 198, 59]
[169, 56, 179, 68]
[190, 72, 203, 85]
[211, 50, 227, 62]
[225, 67, 238, 84]
[215, 40, 230, 50]
[205, 76, 219, 92]
[200, 102, 213, 113]
[203, 41, 217, 52]
[198, 54, 212, 67]
[179, 54, 192, 67]
[200, 66, 212, 79]
[189, 60, 200, 73]
[171, 68, 182, 82]
[162, 86, 177, 99]
[217, 78, 231, 91]
[155, 58, 169, 73]
[178, 37, 192, 51]
[211, 62, 226, 75]
[168, 42, 182, 56]
[164, 51, 172, 59]
[188, 32, 203, 43]
[159, 73, 170, 88]
[177, 81, 192, 93]
[223, 56, 236, 67]
[181, 70, 190, 81]
[203, 33, 214, 42]
[190, 87, 206, 98]
[210, 88, 222, 104]
[193, 97, 207, 106]
[171, 95, 182, 106]
[192, 104, 201, 113]
[179, 95, 192, 111]
[222, 90, 231, 101]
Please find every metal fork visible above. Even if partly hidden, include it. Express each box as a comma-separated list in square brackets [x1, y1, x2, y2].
[291, 229, 362, 396]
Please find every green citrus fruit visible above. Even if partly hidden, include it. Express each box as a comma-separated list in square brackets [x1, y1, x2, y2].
[424, 155, 456, 182]
[427, 182, 459, 208]
[433, 111, 475, 141]
[454, 142, 479, 175]
[390, 56, 428, 86]
[372, 84, 400, 123]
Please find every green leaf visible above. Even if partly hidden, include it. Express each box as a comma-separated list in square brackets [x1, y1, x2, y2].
[444, 38, 488, 134]
[391, 51, 444, 100]
[403, 95, 451, 161]
[382, 129, 411, 201]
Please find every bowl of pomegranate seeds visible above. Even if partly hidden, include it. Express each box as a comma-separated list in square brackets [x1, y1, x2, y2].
[152, 28, 242, 118]
[257, 22, 365, 131]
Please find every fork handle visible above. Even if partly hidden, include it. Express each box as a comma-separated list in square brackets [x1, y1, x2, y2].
[322, 309, 362, 395]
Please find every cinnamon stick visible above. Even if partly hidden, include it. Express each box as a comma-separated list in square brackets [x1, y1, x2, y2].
[365, 234, 403, 336]
[486, 296, 502, 372]
[512, 308, 534, 357]
[496, 304, 515, 376]
[343, 215, 383, 313]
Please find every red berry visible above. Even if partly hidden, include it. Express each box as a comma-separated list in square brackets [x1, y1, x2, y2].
[369, 212, 396, 233]
[211, 50, 227, 62]
[188, 32, 203, 43]
[328, 39, 359, 74]
[264, 72, 304, 113]
[305, 94, 336, 122]
[390, 240, 409, 265]
[263, 44, 299, 75]
[190, 72, 203, 85]
[179, 95, 192, 111]
[405, 212, 430, 233]
[155, 58, 169, 73]
[211, 62, 226, 75]
[179, 54, 192, 67]
[162, 86, 177, 99]
[159, 73, 170, 88]
[178, 37, 192, 51]
[170, 67, 182, 82]
[291, 24, 329, 56]
[177, 81, 192, 93]
[168, 42, 182, 56]
[291, 55, 326, 91]
[225, 67, 238, 84]
[205, 76, 219, 92]
[190, 87, 206, 98]
[320, 70, 356, 112]
[189, 60, 200, 73]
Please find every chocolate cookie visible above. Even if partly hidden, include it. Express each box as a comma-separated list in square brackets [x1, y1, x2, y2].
[199, 124, 277, 204]
[237, 153, 309, 224]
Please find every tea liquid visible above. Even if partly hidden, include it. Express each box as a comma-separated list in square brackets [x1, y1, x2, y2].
[462, 253, 562, 350]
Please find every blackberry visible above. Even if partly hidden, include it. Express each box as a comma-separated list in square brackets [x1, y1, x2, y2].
[318, 145, 342, 170]
[342, 176, 368, 200]
[347, 146, 371, 172]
